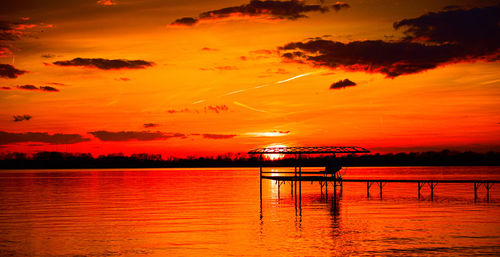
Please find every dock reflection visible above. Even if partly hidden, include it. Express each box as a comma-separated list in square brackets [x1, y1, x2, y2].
[260, 178, 342, 227]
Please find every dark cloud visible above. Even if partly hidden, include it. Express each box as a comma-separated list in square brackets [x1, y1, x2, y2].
[17, 85, 38, 90]
[0, 20, 52, 56]
[330, 78, 356, 89]
[143, 123, 159, 128]
[204, 105, 229, 113]
[41, 54, 56, 58]
[39, 86, 59, 92]
[13, 114, 32, 122]
[115, 77, 131, 81]
[170, 0, 331, 26]
[279, 5, 500, 78]
[0, 45, 12, 57]
[281, 39, 460, 77]
[0, 131, 90, 145]
[202, 133, 237, 139]
[16, 85, 60, 92]
[171, 17, 198, 26]
[331, 2, 350, 11]
[393, 5, 500, 53]
[53, 58, 154, 70]
[45, 82, 67, 86]
[1, 86, 11, 90]
[89, 131, 185, 141]
[0, 20, 23, 41]
[0, 64, 27, 78]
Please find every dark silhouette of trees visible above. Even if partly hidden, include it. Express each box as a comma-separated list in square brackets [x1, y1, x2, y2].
[0, 150, 499, 169]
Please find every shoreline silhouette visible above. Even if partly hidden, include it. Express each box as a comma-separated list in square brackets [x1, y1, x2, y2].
[1, 150, 499, 169]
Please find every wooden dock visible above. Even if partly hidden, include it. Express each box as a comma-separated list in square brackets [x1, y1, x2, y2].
[261, 173, 499, 201]
[249, 146, 499, 202]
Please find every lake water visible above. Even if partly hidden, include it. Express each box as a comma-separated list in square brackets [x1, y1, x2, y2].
[0, 167, 499, 256]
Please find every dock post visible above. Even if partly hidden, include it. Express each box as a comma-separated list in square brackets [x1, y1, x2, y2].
[474, 182, 477, 202]
[298, 154, 302, 178]
[379, 181, 383, 199]
[418, 182, 421, 200]
[430, 182, 434, 200]
[486, 183, 491, 202]
[325, 180, 328, 200]
[340, 180, 343, 196]
[294, 179, 297, 198]
[259, 154, 263, 178]
[260, 176, 262, 201]
[278, 181, 280, 199]
[294, 154, 297, 178]
[367, 182, 371, 198]
[430, 182, 438, 201]
[299, 180, 302, 210]
[259, 153, 263, 212]
[333, 181, 337, 202]
[259, 175, 262, 218]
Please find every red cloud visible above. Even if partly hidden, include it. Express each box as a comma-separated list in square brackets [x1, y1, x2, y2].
[170, 0, 334, 26]
[53, 58, 154, 70]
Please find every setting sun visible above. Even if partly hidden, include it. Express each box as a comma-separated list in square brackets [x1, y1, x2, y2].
[263, 144, 287, 160]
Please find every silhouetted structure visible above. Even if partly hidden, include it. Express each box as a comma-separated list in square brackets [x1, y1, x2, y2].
[249, 146, 500, 202]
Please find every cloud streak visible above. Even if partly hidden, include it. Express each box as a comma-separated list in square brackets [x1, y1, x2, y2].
[170, 0, 336, 26]
[53, 58, 154, 70]
[202, 133, 237, 139]
[89, 131, 185, 141]
[16, 85, 60, 92]
[279, 5, 500, 78]
[0, 131, 90, 145]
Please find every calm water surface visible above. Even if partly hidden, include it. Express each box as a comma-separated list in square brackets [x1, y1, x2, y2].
[0, 167, 499, 256]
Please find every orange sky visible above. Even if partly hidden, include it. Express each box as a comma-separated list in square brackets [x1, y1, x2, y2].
[1, 0, 499, 157]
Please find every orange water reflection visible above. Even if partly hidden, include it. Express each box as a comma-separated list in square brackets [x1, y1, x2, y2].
[0, 167, 499, 256]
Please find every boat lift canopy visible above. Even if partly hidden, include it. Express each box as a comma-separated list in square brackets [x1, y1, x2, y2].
[248, 146, 370, 155]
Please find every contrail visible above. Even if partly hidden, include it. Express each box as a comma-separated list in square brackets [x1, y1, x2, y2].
[233, 101, 268, 113]
[224, 89, 246, 96]
[192, 99, 205, 104]
[192, 71, 318, 105]
[276, 72, 313, 84]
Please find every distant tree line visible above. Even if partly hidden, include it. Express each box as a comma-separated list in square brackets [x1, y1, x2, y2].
[0, 150, 499, 169]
